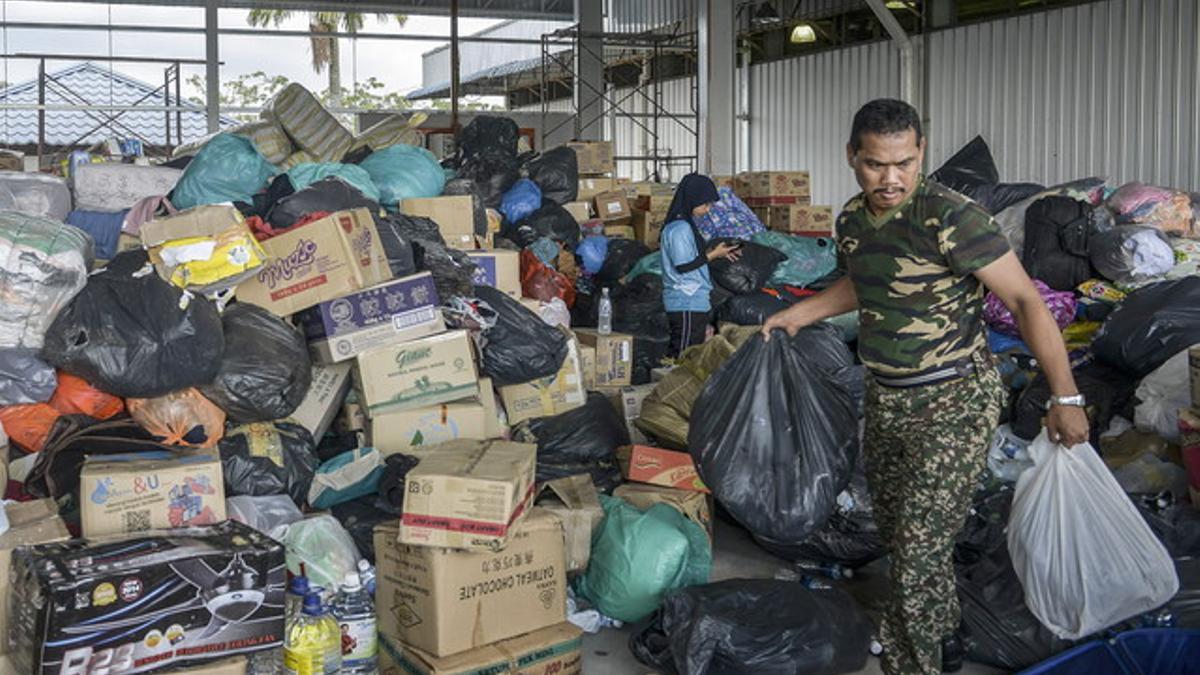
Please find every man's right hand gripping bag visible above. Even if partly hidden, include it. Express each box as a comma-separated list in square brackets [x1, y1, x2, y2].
[688, 326, 859, 549]
[1007, 431, 1179, 640]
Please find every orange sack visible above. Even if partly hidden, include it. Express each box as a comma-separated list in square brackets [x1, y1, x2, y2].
[49, 372, 125, 419]
[127, 388, 226, 448]
[520, 248, 577, 308]
[0, 403, 62, 453]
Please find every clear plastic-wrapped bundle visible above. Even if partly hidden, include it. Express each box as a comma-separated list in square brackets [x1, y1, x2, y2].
[0, 211, 93, 349]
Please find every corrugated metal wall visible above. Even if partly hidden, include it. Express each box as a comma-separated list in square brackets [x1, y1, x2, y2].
[926, 0, 1200, 191]
[746, 40, 902, 206]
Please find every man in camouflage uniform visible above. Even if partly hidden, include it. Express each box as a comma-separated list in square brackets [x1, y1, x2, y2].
[765, 99, 1089, 674]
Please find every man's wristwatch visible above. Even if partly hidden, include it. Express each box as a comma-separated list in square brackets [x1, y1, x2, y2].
[1045, 394, 1086, 411]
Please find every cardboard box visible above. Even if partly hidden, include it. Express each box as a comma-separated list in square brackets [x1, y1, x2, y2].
[737, 170, 811, 200]
[617, 444, 710, 493]
[354, 330, 479, 414]
[536, 475, 604, 572]
[401, 195, 476, 250]
[761, 204, 834, 234]
[80, 452, 226, 537]
[466, 250, 521, 298]
[1191, 346, 1200, 409]
[0, 500, 70, 655]
[613, 483, 713, 540]
[577, 177, 616, 202]
[376, 508, 566, 656]
[379, 623, 582, 675]
[603, 224, 635, 239]
[498, 338, 586, 425]
[594, 190, 632, 223]
[9, 521, 283, 675]
[616, 384, 655, 445]
[633, 188, 674, 214]
[564, 201, 592, 224]
[236, 208, 392, 316]
[633, 210, 663, 249]
[398, 439, 538, 551]
[141, 205, 269, 293]
[299, 272, 445, 364]
[369, 379, 501, 454]
[712, 174, 736, 190]
[565, 140, 614, 175]
[753, 205, 831, 237]
[290, 362, 354, 441]
[575, 329, 633, 387]
[579, 345, 597, 391]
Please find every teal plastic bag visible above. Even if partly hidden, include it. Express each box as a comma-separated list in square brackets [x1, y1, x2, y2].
[307, 447, 384, 510]
[577, 495, 712, 623]
[171, 133, 278, 210]
[359, 144, 446, 211]
[286, 162, 381, 203]
[622, 251, 663, 282]
[752, 231, 838, 289]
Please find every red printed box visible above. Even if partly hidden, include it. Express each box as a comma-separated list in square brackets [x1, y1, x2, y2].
[616, 445, 709, 493]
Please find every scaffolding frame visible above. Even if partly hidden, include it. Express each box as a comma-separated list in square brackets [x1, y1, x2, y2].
[539, 25, 699, 182]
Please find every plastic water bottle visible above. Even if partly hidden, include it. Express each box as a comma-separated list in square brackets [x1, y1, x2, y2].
[332, 572, 378, 674]
[598, 287, 613, 335]
[357, 559, 377, 597]
[283, 593, 341, 675]
[285, 575, 310, 621]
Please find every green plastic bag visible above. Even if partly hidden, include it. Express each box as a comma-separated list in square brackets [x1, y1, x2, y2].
[171, 133, 279, 210]
[752, 231, 837, 288]
[622, 251, 663, 282]
[359, 144, 446, 211]
[286, 162, 382, 202]
[577, 495, 712, 623]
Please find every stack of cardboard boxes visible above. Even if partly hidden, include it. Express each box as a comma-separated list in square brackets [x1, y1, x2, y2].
[628, 182, 675, 250]
[567, 140, 619, 230]
[713, 170, 834, 237]
[374, 439, 583, 673]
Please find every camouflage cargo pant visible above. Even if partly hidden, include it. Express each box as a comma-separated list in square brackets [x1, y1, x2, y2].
[864, 350, 1005, 675]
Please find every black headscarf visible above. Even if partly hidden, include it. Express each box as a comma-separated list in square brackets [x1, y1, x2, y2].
[666, 173, 720, 227]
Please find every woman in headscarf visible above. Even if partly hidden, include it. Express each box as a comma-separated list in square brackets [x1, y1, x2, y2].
[660, 173, 741, 356]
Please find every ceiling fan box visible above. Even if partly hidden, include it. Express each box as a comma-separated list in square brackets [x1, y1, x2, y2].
[8, 520, 285, 675]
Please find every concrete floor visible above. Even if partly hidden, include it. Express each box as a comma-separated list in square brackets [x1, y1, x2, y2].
[579, 517, 1004, 675]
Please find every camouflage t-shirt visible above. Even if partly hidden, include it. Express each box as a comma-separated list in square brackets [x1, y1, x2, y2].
[836, 178, 1011, 376]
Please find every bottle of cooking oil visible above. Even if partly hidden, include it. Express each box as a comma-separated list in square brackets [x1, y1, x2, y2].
[283, 592, 342, 674]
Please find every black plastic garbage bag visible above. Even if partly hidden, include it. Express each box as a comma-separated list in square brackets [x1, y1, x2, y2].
[376, 213, 474, 299]
[689, 326, 859, 547]
[716, 289, 800, 326]
[0, 347, 57, 405]
[512, 392, 629, 466]
[503, 202, 580, 249]
[1092, 277, 1200, 378]
[267, 177, 379, 229]
[707, 238, 787, 295]
[1089, 225, 1175, 286]
[525, 147, 578, 205]
[457, 149, 521, 208]
[967, 182, 1045, 215]
[953, 485, 1076, 670]
[441, 178, 489, 236]
[930, 136, 1000, 194]
[764, 458, 886, 567]
[630, 579, 873, 675]
[41, 250, 225, 398]
[331, 495, 399, 563]
[597, 239, 653, 285]
[632, 332, 670, 386]
[1010, 361, 1136, 446]
[218, 420, 319, 507]
[475, 285, 569, 386]
[1021, 196, 1094, 291]
[200, 303, 312, 424]
[456, 115, 519, 160]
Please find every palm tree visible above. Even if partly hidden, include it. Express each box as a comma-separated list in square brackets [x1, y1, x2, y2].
[247, 10, 407, 108]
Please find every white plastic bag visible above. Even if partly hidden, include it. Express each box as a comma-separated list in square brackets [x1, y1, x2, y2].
[1133, 347, 1195, 440]
[226, 494, 304, 541]
[1007, 432, 1179, 639]
[285, 514, 362, 591]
